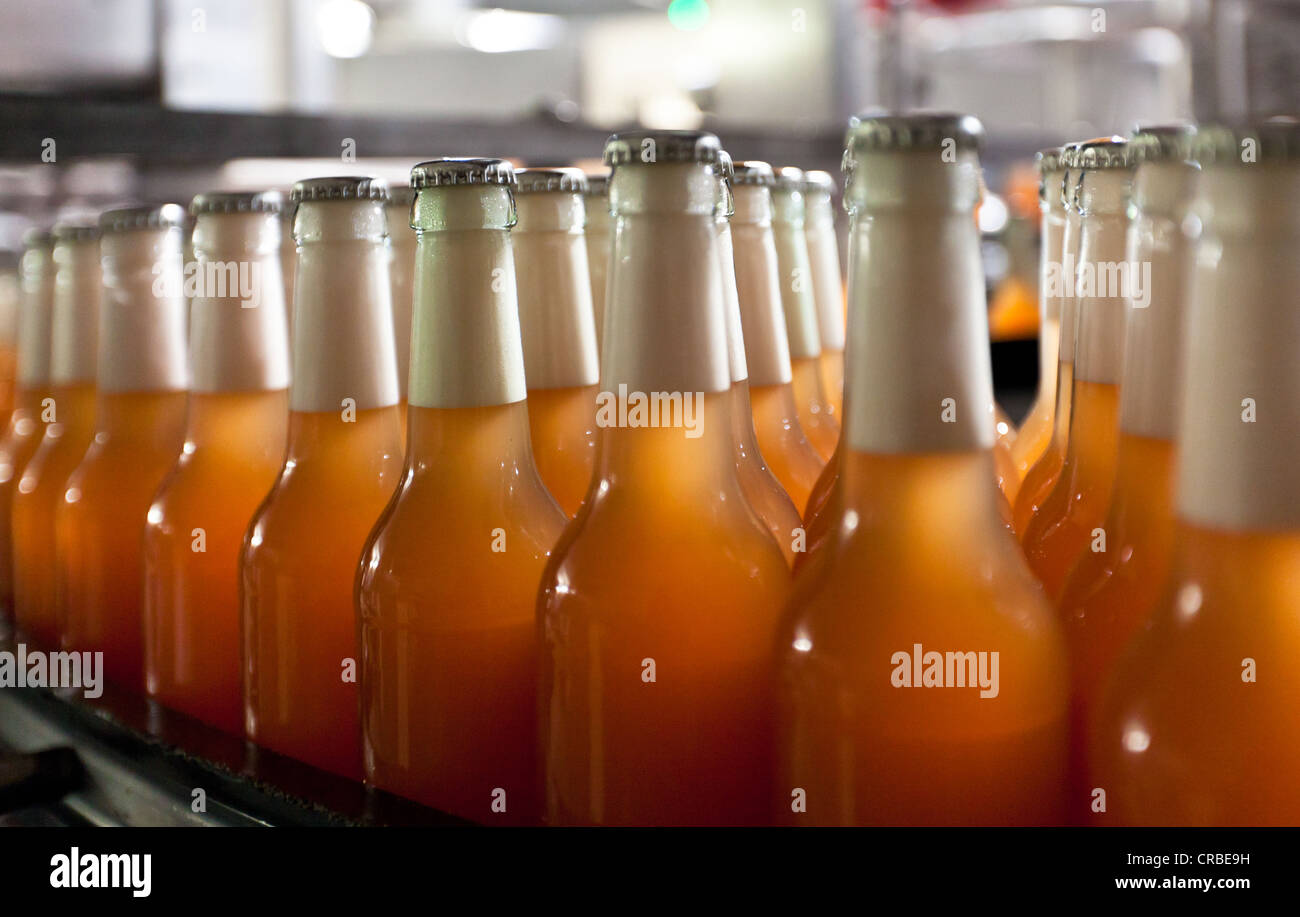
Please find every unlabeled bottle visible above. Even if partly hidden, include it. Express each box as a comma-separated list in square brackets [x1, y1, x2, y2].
[772, 166, 839, 461]
[801, 169, 846, 418]
[511, 167, 600, 517]
[714, 153, 801, 565]
[1005, 148, 1068, 506]
[776, 114, 1068, 826]
[1013, 140, 1094, 536]
[387, 183, 416, 439]
[12, 222, 101, 647]
[59, 205, 190, 689]
[358, 158, 566, 822]
[1020, 138, 1132, 600]
[583, 172, 612, 354]
[1091, 121, 1300, 826]
[0, 230, 55, 622]
[730, 161, 825, 514]
[540, 131, 790, 825]
[143, 191, 291, 734]
[1055, 125, 1196, 817]
[241, 176, 403, 779]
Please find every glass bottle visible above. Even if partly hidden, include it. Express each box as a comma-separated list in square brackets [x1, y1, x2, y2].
[358, 158, 566, 822]
[241, 177, 403, 779]
[776, 114, 1069, 826]
[144, 191, 291, 734]
[802, 169, 846, 418]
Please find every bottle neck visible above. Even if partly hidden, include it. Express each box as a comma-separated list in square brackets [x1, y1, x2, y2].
[1176, 163, 1300, 531]
[387, 202, 417, 400]
[99, 227, 189, 393]
[183, 389, 288, 454]
[843, 149, 994, 454]
[405, 401, 536, 476]
[51, 238, 100, 386]
[1119, 161, 1197, 439]
[715, 217, 748, 384]
[771, 187, 822, 360]
[291, 199, 399, 412]
[583, 197, 612, 347]
[730, 185, 793, 388]
[601, 162, 730, 396]
[285, 404, 401, 464]
[408, 185, 527, 408]
[190, 211, 290, 394]
[839, 449, 1001, 537]
[17, 245, 55, 388]
[1037, 167, 1067, 380]
[512, 192, 599, 391]
[1071, 169, 1131, 385]
[593, 390, 736, 496]
[1055, 199, 1082, 369]
[803, 188, 846, 353]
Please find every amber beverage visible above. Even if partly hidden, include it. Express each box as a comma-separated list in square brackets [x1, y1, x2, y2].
[143, 192, 291, 734]
[776, 114, 1068, 826]
[358, 159, 566, 822]
[730, 161, 824, 514]
[1021, 139, 1133, 599]
[772, 167, 839, 461]
[241, 177, 403, 778]
[59, 206, 190, 689]
[512, 168, 600, 517]
[12, 223, 101, 647]
[0, 231, 55, 623]
[540, 132, 790, 825]
[1091, 122, 1300, 825]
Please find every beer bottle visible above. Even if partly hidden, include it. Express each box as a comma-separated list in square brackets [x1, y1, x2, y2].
[12, 222, 101, 647]
[1020, 138, 1132, 599]
[511, 167, 600, 517]
[358, 158, 566, 822]
[730, 161, 825, 513]
[241, 177, 403, 778]
[776, 114, 1068, 825]
[802, 169, 846, 417]
[0, 230, 55, 621]
[60, 205, 190, 689]
[143, 191, 290, 734]
[772, 166, 839, 461]
[540, 131, 789, 825]
[1055, 125, 1196, 816]
[1091, 121, 1300, 825]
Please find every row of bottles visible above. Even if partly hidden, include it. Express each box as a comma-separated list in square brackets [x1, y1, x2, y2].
[2, 112, 1297, 826]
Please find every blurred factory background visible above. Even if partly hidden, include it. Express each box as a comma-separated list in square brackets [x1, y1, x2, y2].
[0, 0, 1297, 358]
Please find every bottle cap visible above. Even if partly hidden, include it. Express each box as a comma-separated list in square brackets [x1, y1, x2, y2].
[99, 203, 188, 234]
[516, 167, 588, 194]
[603, 129, 723, 168]
[410, 158, 516, 189]
[732, 161, 776, 186]
[845, 112, 984, 156]
[190, 190, 285, 216]
[583, 172, 610, 195]
[802, 170, 837, 194]
[51, 221, 101, 243]
[1193, 119, 1300, 166]
[290, 176, 389, 203]
[1129, 124, 1198, 165]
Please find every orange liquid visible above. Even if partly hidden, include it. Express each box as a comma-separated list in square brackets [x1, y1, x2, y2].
[526, 385, 597, 517]
[1056, 433, 1174, 817]
[1007, 320, 1060, 504]
[748, 381, 824, 515]
[540, 391, 790, 825]
[793, 443, 839, 576]
[0, 390, 51, 620]
[1013, 361, 1073, 536]
[359, 401, 565, 822]
[143, 390, 288, 734]
[1090, 525, 1300, 825]
[1021, 380, 1120, 600]
[731, 382, 800, 566]
[59, 391, 187, 689]
[791, 355, 838, 462]
[819, 349, 843, 418]
[0, 345, 16, 432]
[11, 384, 96, 646]
[242, 406, 403, 779]
[777, 451, 1069, 825]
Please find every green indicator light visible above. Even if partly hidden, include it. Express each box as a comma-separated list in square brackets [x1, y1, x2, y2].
[667, 0, 710, 32]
